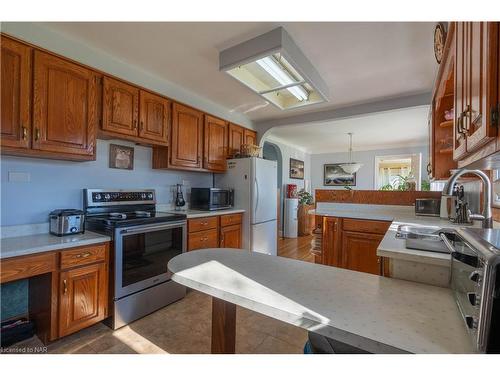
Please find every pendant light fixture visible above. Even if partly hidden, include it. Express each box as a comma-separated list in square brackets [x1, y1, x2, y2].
[339, 133, 363, 174]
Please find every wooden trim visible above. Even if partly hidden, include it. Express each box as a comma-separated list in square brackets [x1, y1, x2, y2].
[315, 190, 442, 205]
[211, 297, 236, 354]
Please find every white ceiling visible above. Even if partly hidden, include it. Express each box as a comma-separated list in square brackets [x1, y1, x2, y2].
[37, 22, 436, 123]
[266, 106, 430, 154]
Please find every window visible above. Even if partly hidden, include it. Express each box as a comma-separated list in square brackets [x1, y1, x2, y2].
[374, 154, 423, 190]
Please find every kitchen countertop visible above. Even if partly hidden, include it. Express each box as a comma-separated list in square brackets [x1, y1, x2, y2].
[0, 231, 111, 259]
[313, 203, 486, 266]
[163, 208, 245, 219]
[169, 249, 473, 353]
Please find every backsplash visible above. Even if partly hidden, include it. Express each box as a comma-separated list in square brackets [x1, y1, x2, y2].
[0, 139, 212, 226]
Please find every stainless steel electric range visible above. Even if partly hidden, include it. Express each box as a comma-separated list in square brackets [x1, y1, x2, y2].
[84, 188, 187, 329]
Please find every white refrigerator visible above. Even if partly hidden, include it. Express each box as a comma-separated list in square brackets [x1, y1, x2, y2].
[216, 157, 278, 256]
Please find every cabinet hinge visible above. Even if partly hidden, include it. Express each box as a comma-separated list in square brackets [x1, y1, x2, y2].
[492, 104, 500, 126]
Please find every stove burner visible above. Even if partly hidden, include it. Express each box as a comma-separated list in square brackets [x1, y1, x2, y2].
[109, 212, 127, 219]
[134, 211, 152, 218]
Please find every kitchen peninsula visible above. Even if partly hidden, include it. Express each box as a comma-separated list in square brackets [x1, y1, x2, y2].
[168, 249, 473, 354]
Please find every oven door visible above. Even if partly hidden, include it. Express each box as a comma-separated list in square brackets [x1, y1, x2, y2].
[114, 221, 187, 299]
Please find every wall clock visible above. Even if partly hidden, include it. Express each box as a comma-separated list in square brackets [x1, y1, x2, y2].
[434, 23, 447, 64]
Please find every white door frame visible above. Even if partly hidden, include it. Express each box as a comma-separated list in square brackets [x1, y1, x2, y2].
[374, 153, 422, 190]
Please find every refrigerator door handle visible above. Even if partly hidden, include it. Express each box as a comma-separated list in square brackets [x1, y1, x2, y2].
[254, 178, 259, 215]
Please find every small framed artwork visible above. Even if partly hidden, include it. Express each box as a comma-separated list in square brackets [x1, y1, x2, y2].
[289, 158, 304, 180]
[109, 144, 134, 170]
[324, 163, 356, 186]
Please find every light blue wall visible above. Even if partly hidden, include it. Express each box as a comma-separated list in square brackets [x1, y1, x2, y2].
[0, 22, 253, 130]
[311, 145, 429, 192]
[1, 140, 212, 226]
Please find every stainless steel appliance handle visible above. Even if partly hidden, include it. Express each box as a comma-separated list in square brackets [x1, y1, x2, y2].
[439, 232, 455, 253]
[120, 221, 187, 235]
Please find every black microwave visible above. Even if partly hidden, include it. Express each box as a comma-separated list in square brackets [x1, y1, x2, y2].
[190, 188, 234, 211]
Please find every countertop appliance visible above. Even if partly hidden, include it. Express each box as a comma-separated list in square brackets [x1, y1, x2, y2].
[83, 188, 187, 330]
[441, 228, 500, 353]
[174, 183, 186, 211]
[215, 157, 278, 256]
[414, 198, 440, 217]
[49, 209, 85, 236]
[284, 198, 299, 238]
[190, 187, 234, 211]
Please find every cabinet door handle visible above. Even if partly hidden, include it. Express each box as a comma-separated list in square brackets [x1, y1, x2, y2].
[63, 279, 68, 294]
[133, 120, 138, 130]
[75, 251, 91, 258]
[426, 163, 432, 175]
[34, 128, 40, 141]
[22, 126, 28, 140]
[140, 121, 144, 131]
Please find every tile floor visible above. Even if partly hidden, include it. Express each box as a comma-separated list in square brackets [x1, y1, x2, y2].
[9, 290, 308, 354]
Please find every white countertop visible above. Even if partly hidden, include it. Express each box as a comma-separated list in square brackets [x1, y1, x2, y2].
[163, 208, 245, 219]
[168, 249, 473, 353]
[0, 231, 111, 259]
[314, 203, 486, 265]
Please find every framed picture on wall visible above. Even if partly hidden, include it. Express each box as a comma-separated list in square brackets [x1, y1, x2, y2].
[289, 158, 304, 180]
[109, 144, 134, 170]
[324, 163, 356, 186]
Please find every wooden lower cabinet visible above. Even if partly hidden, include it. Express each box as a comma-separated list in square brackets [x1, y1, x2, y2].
[220, 224, 242, 249]
[188, 229, 219, 251]
[59, 262, 108, 337]
[341, 231, 384, 275]
[315, 216, 390, 276]
[0, 242, 110, 343]
[187, 213, 243, 251]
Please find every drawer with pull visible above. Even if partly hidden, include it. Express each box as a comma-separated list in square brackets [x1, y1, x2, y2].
[220, 213, 242, 227]
[60, 244, 107, 269]
[188, 216, 218, 233]
[188, 229, 218, 251]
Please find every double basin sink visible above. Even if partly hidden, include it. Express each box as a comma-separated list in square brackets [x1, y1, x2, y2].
[396, 225, 450, 254]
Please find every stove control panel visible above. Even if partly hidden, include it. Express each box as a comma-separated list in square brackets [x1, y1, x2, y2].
[85, 189, 156, 206]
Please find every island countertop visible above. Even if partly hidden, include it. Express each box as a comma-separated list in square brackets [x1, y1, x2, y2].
[168, 249, 473, 354]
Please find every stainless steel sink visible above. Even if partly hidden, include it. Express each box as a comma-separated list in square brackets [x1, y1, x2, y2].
[396, 225, 450, 254]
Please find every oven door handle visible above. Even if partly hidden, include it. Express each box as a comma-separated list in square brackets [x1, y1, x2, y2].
[120, 221, 186, 235]
[439, 232, 455, 254]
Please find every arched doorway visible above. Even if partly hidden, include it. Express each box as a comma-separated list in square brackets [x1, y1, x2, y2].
[263, 141, 284, 236]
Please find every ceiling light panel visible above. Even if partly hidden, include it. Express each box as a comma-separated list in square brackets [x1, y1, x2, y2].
[220, 27, 329, 110]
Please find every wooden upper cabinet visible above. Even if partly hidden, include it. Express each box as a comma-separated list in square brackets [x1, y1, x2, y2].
[465, 22, 498, 152]
[341, 231, 383, 275]
[244, 128, 257, 146]
[228, 123, 244, 158]
[33, 51, 96, 157]
[454, 22, 468, 160]
[102, 76, 139, 137]
[1, 36, 32, 150]
[170, 102, 204, 169]
[454, 22, 498, 160]
[204, 115, 228, 171]
[139, 90, 170, 144]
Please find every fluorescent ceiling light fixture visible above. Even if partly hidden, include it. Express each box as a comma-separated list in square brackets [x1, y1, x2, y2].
[220, 27, 329, 110]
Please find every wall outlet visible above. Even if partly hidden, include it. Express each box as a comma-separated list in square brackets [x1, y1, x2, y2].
[8, 172, 31, 183]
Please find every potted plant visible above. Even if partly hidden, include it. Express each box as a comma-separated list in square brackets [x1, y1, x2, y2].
[297, 189, 315, 236]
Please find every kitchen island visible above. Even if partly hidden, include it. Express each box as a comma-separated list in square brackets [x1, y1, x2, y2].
[168, 248, 473, 354]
